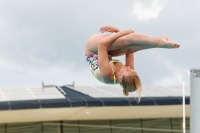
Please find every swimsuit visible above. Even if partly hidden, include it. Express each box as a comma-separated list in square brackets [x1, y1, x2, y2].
[86, 54, 123, 84]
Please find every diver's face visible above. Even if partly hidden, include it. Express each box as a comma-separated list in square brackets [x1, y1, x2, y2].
[120, 66, 137, 77]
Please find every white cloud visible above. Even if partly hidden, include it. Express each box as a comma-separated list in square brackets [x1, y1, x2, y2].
[131, 1, 163, 21]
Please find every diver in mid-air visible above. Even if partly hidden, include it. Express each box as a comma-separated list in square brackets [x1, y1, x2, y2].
[85, 25, 179, 102]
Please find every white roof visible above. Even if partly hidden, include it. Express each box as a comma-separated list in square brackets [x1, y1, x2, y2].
[71, 85, 190, 98]
[0, 85, 190, 102]
[0, 86, 66, 101]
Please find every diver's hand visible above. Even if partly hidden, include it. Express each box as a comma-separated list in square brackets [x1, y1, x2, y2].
[100, 26, 120, 33]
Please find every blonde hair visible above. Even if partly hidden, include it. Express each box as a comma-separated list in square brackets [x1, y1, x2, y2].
[120, 74, 142, 103]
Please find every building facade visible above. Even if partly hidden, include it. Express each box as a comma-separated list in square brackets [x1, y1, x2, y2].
[0, 85, 190, 133]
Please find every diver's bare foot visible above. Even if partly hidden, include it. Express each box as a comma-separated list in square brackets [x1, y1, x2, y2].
[157, 36, 180, 48]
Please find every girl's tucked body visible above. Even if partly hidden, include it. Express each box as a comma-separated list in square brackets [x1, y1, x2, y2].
[85, 26, 180, 101]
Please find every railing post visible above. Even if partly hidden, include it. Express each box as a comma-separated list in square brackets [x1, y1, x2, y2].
[190, 68, 200, 133]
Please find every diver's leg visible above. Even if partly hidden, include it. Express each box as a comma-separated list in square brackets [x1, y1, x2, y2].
[113, 33, 179, 48]
[107, 33, 179, 56]
[85, 33, 179, 56]
[108, 33, 179, 50]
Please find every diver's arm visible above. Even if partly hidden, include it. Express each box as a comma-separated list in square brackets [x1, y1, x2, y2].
[98, 30, 134, 48]
[98, 30, 134, 76]
[125, 53, 134, 70]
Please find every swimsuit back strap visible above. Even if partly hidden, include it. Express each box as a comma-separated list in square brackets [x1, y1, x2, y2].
[110, 60, 124, 66]
[109, 60, 124, 84]
[113, 75, 117, 84]
[109, 62, 117, 84]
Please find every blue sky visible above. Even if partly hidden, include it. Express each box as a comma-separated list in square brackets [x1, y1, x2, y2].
[0, 0, 199, 87]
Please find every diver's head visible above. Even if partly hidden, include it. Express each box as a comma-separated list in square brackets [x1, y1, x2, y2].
[118, 66, 142, 102]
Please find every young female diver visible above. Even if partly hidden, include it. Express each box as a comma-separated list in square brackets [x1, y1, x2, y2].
[85, 26, 179, 101]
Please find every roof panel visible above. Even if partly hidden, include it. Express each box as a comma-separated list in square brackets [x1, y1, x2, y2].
[72, 85, 190, 98]
[0, 86, 65, 101]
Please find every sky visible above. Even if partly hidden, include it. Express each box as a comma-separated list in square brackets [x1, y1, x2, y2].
[0, 0, 199, 88]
